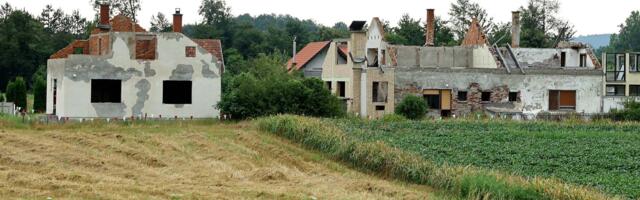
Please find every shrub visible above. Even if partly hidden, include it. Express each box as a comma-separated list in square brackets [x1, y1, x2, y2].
[608, 100, 640, 121]
[6, 77, 27, 111]
[33, 76, 46, 113]
[0, 91, 4, 102]
[395, 95, 427, 120]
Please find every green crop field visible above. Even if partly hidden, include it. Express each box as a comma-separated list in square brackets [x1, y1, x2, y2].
[333, 119, 640, 199]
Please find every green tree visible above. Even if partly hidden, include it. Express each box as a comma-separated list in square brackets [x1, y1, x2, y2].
[519, 0, 575, 48]
[395, 95, 427, 120]
[434, 17, 457, 46]
[0, 91, 4, 102]
[32, 76, 46, 113]
[608, 11, 640, 52]
[150, 12, 172, 32]
[6, 77, 27, 111]
[488, 22, 512, 46]
[394, 14, 425, 46]
[449, 0, 494, 41]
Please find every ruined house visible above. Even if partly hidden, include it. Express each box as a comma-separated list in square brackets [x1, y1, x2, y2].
[47, 4, 223, 119]
[390, 10, 603, 117]
[293, 9, 604, 119]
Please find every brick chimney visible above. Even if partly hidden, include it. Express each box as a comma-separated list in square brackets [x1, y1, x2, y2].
[173, 8, 183, 33]
[425, 9, 435, 46]
[511, 11, 521, 48]
[99, 3, 110, 28]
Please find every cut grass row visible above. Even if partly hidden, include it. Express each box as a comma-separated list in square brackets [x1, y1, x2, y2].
[256, 115, 617, 200]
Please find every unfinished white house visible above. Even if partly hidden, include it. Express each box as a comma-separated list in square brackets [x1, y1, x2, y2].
[46, 5, 223, 119]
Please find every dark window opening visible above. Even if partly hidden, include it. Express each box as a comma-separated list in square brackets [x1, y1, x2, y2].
[74, 47, 84, 54]
[424, 95, 440, 109]
[579, 54, 587, 67]
[185, 46, 196, 57]
[606, 85, 626, 96]
[457, 91, 468, 102]
[481, 92, 491, 102]
[631, 54, 638, 72]
[163, 81, 192, 104]
[337, 42, 348, 65]
[367, 48, 379, 67]
[337, 81, 346, 98]
[376, 106, 385, 111]
[91, 79, 121, 103]
[509, 92, 518, 102]
[372, 82, 388, 102]
[630, 85, 640, 96]
[549, 90, 576, 111]
[98, 38, 102, 55]
[326, 81, 332, 92]
[606, 54, 626, 82]
[381, 49, 386, 65]
[560, 52, 566, 67]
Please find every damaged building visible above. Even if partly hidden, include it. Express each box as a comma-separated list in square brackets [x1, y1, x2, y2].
[292, 9, 605, 118]
[47, 4, 223, 119]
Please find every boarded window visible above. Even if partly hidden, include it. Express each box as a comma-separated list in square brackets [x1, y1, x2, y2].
[549, 90, 576, 110]
[372, 82, 388, 102]
[337, 81, 346, 98]
[136, 36, 157, 60]
[91, 79, 121, 103]
[630, 85, 640, 96]
[509, 92, 518, 102]
[457, 91, 468, 102]
[185, 46, 196, 57]
[606, 85, 626, 96]
[163, 81, 192, 104]
[481, 92, 491, 102]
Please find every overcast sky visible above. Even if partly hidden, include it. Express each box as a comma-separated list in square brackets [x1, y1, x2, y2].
[2, 0, 638, 36]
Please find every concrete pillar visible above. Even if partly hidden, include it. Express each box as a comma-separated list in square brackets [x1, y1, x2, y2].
[173, 8, 183, 33]
[511, 11, 521, 48]
[360, 66, 368, 118]
[426, 9, 435, 46]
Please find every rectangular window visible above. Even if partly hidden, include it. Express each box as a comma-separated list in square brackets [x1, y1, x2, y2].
[326, 81, 332, 92]
[424, 94, 440, 109]
[630, 85, 640, 96]
[381, 49, 386, 65]
[376, 106, 385, 111]
[367, 48, 379, 67]
[606, 85, 626, 96]
[606, 53, 626, 82]
[98, 38, 102, 55]
[185, 46, 196, 57]
[136, 36, 157, 60]
[163, 81, 192, 104]
[336, 42, 348, 65]
[481, 92, 491, 102]
[631, 54, 638, 72]
[74, 47, 84, 54]
[91, 79, 121, 103]
[549, 90, 576, 111]
[457, 91, 468, 102]
[372, 82, 388, 102]
[337, 81, 346, 98]
[509, 92, 518, 102]
[579, 54, 587, 67]
[560, 52, 566, 67]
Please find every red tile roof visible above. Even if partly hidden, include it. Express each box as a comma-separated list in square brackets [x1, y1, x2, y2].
[193, 39, 224, 62]
[338, 43, 349, 58]
[286, 41, 331, 71]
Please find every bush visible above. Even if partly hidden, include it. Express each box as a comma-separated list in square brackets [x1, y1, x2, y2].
[0, 92, 4, 102]
[217, 54, 344, 119]
[395, 95, 427, 120]
[33, 76, 46, 113]
[609, 100, 640, 121]
[6, 77, 27, 111]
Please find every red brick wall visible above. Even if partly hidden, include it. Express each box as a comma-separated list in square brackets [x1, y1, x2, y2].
[135, 37, 157, 60]
[50, 40, 90, 59]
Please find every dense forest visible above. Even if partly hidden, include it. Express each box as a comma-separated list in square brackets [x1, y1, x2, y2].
[0, 0, 639, 114]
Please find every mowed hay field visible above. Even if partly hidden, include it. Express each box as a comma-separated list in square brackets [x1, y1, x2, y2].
[334, 119, 640, 199]
[0, 119, 441, 199]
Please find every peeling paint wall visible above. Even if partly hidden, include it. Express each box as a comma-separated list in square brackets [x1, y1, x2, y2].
[395, 68, 603, 115]
[47, 32, 221, 119]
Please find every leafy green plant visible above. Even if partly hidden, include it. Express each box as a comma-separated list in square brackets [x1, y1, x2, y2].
[6, 77, 27, 111]
[395, 95, 427, 120]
